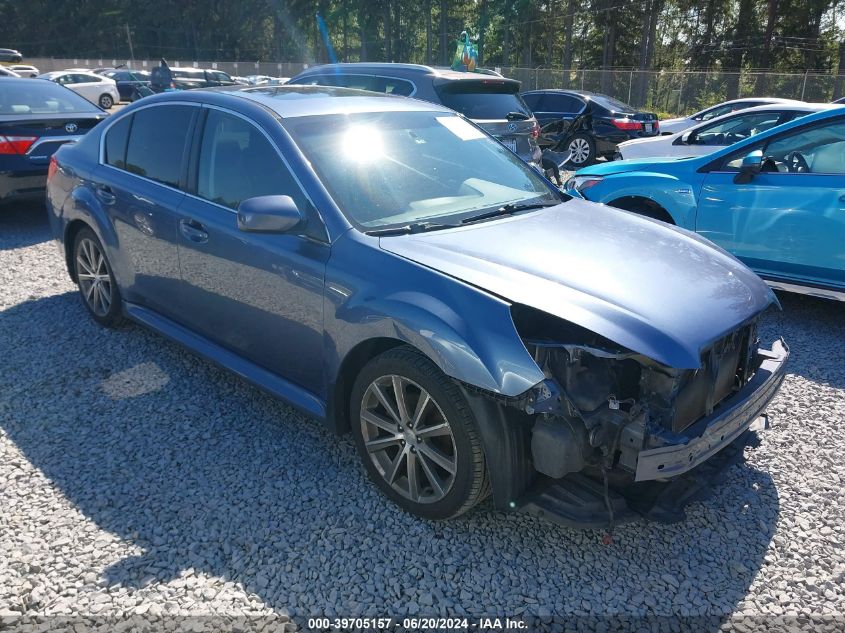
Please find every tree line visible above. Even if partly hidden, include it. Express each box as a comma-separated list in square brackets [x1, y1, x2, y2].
[2, 0, 843, 78]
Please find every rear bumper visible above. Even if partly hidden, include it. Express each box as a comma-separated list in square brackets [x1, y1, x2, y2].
[0, 170, 47, 203]
[634, 338, 789, 482]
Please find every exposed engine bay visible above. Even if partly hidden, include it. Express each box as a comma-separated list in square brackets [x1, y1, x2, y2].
[508, 304, 777, 486]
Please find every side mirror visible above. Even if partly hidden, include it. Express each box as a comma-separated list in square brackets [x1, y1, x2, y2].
[680, 130, 692, 144]
[237, 195, 302, 233]
[733, 150, 763, 184]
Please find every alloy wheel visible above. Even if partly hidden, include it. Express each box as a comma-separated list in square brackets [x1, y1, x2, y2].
[76, 238, 112, 317]
[568, 137, 591, 164]
[360, 375, 457, 504]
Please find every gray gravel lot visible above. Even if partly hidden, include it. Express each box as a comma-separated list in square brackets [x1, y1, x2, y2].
[1, 204, 843, 631]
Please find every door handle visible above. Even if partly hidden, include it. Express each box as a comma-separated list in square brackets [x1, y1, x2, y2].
[95, 184, 116, 204]
[179, 218, 209, 243]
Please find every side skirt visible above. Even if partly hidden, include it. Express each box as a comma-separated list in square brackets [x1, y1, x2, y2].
[123, 302, 327, 421]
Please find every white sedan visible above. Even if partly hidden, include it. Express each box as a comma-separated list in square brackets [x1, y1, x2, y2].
[37, 70, 120, 109]
[9, 64, 40, 77]
[658, 97, 803, 135]
[618, 103, 830, 160]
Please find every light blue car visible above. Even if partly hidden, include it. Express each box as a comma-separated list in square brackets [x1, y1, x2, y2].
[564, 106, 845, 300]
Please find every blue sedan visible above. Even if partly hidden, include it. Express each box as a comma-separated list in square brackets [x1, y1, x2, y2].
[565, 106, 845, 300]
[46, 86, 787, 526]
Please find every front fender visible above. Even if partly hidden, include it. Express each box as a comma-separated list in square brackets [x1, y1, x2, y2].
[324, 232, 545, 399]
[587, 171, 699, 229]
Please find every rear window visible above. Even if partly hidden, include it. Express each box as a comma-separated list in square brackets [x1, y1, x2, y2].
[589, 94, 635, 113]
[0, 79, 101, 114]
[436, 81, 530, 120]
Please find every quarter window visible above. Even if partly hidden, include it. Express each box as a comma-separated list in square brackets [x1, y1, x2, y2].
[124, 105, 194, 187]
[104, 115, 132, 169]
[197, 109, 304, 210]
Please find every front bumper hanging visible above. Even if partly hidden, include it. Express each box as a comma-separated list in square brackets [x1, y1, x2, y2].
[518, 338, 789, 528]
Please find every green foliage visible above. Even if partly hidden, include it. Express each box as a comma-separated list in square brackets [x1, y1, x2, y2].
[0, 0, 841, 78]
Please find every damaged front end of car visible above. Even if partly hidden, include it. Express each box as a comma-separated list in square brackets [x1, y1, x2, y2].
[469, 304, 789, 528]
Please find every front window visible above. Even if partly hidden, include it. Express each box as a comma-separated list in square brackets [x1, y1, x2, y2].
[690, 111, 787, 146]
[720, 118, 845, 173]
[286, 110, 561, 231]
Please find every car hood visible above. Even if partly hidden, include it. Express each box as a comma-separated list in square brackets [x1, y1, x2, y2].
[380, 200, 776, 369]
[577, 155, 696, 176]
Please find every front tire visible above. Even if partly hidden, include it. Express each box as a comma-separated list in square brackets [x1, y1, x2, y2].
[350, 346, 489, 520]
[73, 228, 123, 327]
[98, 94, 114, 109]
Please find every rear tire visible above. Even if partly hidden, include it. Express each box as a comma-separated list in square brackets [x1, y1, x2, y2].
[350, 346, 489, 520]
[98, 94, 114, 109]
[565, 133, 596, 167]
[73, 228, 123, 327]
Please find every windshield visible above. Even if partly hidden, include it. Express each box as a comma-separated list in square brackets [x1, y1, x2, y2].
[286, 110, 560, 231]
[436, 83, 531, 120]
[0, 79, 101, 114]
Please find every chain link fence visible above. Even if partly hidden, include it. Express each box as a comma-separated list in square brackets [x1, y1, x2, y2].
[498, 67, 845, 115]
[27, 57, 845, 115]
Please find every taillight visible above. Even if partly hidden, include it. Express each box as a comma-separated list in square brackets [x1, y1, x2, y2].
[531, 121, 540, 139]
[611, 118, 642, 131]
[0, 135, 38, 154]
[47, 155, 58, 181]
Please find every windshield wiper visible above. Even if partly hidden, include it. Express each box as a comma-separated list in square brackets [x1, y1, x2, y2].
[365, 221, 459, 236]
[460, 201, 559, 225]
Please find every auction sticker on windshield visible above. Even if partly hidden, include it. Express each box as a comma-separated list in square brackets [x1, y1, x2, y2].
[437, 116, 486, 141]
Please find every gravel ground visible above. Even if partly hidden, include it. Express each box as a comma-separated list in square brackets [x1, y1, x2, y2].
[0, 204, 843, 632]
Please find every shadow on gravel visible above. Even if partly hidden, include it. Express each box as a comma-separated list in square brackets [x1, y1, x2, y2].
[0, 203, 51, 250]
[765, 292, 845, 390]
[0, 292, 786, 626]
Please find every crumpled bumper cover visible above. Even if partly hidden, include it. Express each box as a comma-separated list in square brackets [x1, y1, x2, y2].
[634, 338, 789, 482]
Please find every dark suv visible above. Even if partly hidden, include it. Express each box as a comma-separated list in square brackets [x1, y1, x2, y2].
[150, 66, 238, 92]
[521, 89, 659, 166]
[288, 63, 542, 167]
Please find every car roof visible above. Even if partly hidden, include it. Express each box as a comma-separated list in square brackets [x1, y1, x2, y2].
[681, 102, 837, 133]
[293, 62, 516, 84]
[159, 84, 452, 118]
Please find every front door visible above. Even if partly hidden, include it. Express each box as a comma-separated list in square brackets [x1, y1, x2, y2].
[696, 115, 845, 288]
[175, 107, 330, 393]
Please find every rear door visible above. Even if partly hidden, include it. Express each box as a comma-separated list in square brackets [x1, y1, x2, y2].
[96, 103, 198, 316]
[696, 114, 845, 288]
[174, 106, 329, 391]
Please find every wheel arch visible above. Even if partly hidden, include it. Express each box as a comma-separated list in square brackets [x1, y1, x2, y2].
[63, 218, 93, 281]
[327, 337, 408, 435]
[608, 195, 676, 224]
